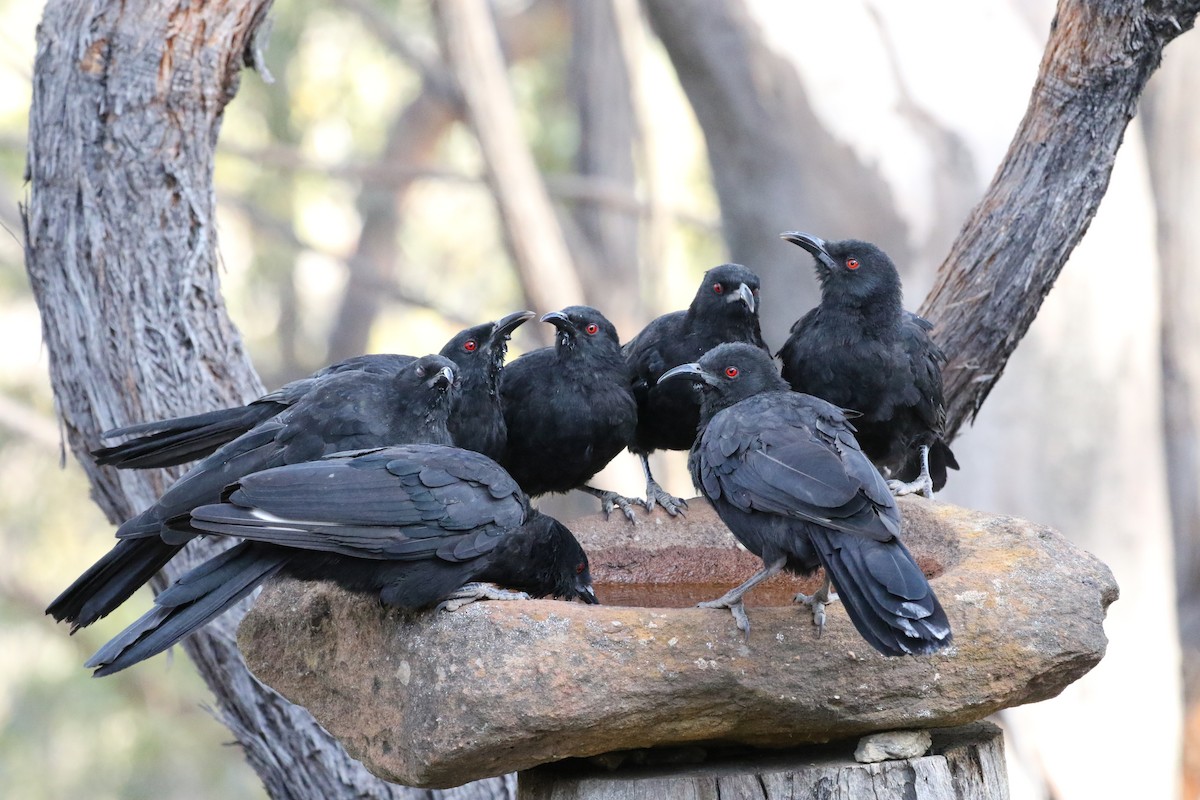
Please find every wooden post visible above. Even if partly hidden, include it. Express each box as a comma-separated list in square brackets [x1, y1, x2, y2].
[516, 722, 1007, 800]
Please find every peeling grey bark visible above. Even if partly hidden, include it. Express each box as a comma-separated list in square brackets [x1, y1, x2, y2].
[23, 1, 509, 798]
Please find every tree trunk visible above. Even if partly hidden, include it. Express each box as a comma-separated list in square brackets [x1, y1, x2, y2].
[919, 0, 1200, 439]
[24, 2, 509, 798]
[1144, 23, 1200, 656]
[517, 723, 1008, 800]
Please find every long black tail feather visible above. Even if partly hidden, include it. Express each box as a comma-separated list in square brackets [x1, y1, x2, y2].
[46, 537, 185, 631]
[86, 542, 287, 676]
[93, 404, 281, 469]
[806, 529, 951, 656]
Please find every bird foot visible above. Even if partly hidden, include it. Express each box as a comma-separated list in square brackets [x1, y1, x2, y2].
[589, 489, 642, 522]
[436, 583, 531, 612]
[794, 589, 840, 636]
[887, 476, 935, 499]
[644, 479, 687, 517]
[698, 594, 751, 638]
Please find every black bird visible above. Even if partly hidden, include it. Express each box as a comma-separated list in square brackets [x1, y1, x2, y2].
[776, 233, 958, 497]
[623, 264, 768, 515]
[499, 306, 640, 520]
[85, 444, 599, 675]
[92, 310, 534, 467]
[47, 354, 459, 631]
[661, 342, 952, 656]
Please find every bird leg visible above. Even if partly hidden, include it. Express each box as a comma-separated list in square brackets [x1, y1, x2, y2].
[639, 453, 688, 517]
[887, 444, 936, 499]
[580, 485, 642, 522]
[436, 582, 531, 612]
[698, 557, 786, 638]
[794, 574, 840, 636]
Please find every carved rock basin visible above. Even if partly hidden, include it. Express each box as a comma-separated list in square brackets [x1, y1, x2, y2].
[238, 498, 1117, 789]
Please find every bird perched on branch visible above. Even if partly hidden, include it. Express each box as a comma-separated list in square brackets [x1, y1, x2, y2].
[776, 232, 958, 497]
[499, 306, 641, 520]
[622, 263, 768, 515]
[85, 444, 598, 676]
[661, 342, 952, 656]
[48, 355, 459, 631]
[93, 310, 534, 467]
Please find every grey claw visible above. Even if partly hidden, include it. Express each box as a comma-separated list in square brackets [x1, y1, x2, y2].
[698, 596, 751, 638]
[646, 484, 689, 517]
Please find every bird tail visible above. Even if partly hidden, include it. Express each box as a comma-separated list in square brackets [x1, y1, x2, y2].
[92, 404, 279, 469]
[46, 537, 185, 631]
[927, 440, 959, 492]
[806, 529, 951, 656]
[86, 542, 287, 677]
[896, 439, 959, 492]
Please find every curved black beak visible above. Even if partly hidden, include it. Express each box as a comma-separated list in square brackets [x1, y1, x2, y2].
[493, 310, 535, 341]
[541, 310, 576, 348]
[730, 282, 756, 313]
[429, 365, 455, 391]
[540, 310, 573, 331]
[578, 582, 599, 604]
[660, 362, 715, 386]
[781, 231, 837, 272]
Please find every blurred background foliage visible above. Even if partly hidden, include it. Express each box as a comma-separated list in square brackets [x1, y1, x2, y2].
[3, 0, 1199, 798]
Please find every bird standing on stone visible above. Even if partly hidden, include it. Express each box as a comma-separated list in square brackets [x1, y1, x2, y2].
[623, 263, 768, 515]
[48, 354, 459, 631]
[85, 444, 598, 676]
[499, 306, 641, 520]
[93, 310, 534, 468]
[661, 342, 952, 656]
[776, 232, 958, 498]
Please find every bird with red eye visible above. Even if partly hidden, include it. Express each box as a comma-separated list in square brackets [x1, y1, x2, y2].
[622, 262, 769, 516]
[659, 341, 951, 655]
[778, 231, 959, 499]
[463, 339, 477, 352]
[499, 305, 642, 521]
[725, 366, 739, 378]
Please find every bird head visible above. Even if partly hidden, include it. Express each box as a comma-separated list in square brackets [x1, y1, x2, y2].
[780, 232, 902, 307]
[440, 310, 534, 384]
[541, 306, 621, 356]
[659, 342, 788, 413]
[523, 512, 599, 604]
[408, 353, 458, 397]
[690, 263, 761, 317]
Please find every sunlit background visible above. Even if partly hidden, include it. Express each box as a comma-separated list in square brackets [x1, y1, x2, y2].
[2, 1, 1197, 798]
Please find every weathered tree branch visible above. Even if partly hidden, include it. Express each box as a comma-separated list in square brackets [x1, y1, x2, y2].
[23, 2, 507, 798]
[435, 0, 585, 315]
[919, 0, 1200, 440]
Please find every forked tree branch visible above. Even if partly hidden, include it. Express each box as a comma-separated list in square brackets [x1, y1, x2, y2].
[919, 0, 1200, 440]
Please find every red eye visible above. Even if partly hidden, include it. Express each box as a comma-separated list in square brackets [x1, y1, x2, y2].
[712, 283, 724, 294]
[575, 562, 586, 575]
[585, 323, 599, 335]
[725, 366, 739, 378]
[463, 339, 477, 352]
[846, 258, 859, 270]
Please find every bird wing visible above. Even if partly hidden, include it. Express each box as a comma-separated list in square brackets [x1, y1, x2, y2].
[697, 393, 899, 541]
[187, 446, 526, 563]
[900, 312, 950, 436]
[622, 312, 684, 392]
